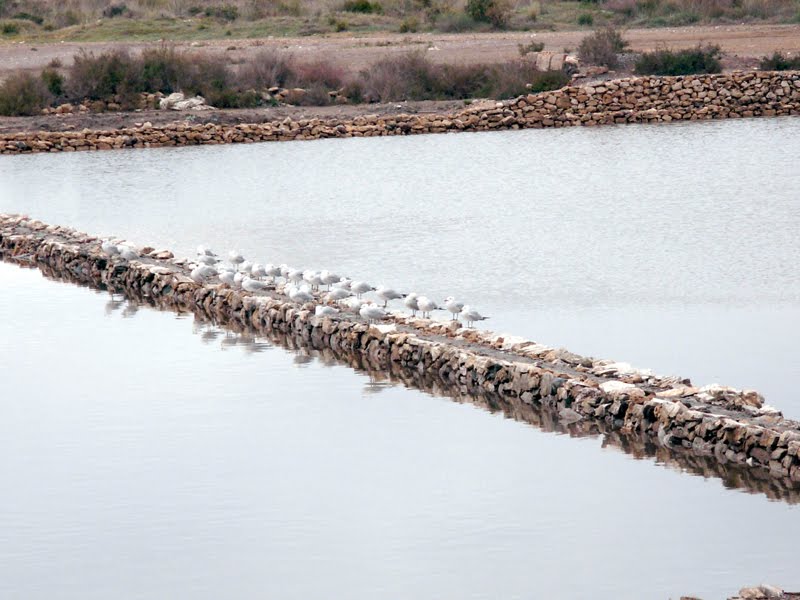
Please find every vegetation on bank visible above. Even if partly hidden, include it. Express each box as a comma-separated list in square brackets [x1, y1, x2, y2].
[758, 51, 800, 70]
[0, 0, 798, 41]
[0, 47, 570, 115]
[634, 44, 723, 75]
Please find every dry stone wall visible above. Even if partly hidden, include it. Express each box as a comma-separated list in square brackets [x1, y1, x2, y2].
[1, 71, 798, 155]
[2, 213, 800, 491]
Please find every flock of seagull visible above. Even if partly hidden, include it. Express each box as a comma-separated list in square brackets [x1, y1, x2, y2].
[101, 241, 489, 327]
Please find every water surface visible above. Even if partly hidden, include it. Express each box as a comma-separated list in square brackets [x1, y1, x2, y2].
[1, 261, 799, 600]
[2, 117, 798, 415]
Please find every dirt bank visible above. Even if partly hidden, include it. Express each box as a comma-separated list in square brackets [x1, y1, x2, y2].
[1, 23, 798, 81]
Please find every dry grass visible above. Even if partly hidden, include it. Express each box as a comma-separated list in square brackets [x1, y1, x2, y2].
[1, 0, 797, 41]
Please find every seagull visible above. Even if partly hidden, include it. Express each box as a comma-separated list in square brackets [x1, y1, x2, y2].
[265, 264, 282, 280]
[233, 272, 245, 288]
[287, 268, 305, 286]
[239, 260, 253, 274]
[351, 281, 375, 298]
[417, 296, 440, 319]
[101, 240, 120, 256]
[303, 270, 324, 290]
[320, 270, 341, 289]
[242, 277, 268, 293]
[325, 288, 351, 302]
[460, 305, 489, 328]
[190, 264, 217, 283]
[197, 253, 218, 266]
[315, 305, 340, 317]
[375, 286, 406, 307]
[360, 303, 388, 324]
[218, 269, 235, 286]
[197, 245, 215, 257]
[288, 285, 314, 304]
[117, 245, 139, 261]
[404, 292, 419, 317]
[228, 250, 245, 270]
[443, 296, 465, 320]
[333, 278, 353, 291]
[343, 296, 364, 312]
[251, 263, 267, 278]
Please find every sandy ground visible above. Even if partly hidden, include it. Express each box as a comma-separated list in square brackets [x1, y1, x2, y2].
[1, 23, 799, 79]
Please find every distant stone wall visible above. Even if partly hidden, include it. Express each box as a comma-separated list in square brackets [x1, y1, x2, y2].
[2, 213, 800, 492]
[0, 71, 798, 155]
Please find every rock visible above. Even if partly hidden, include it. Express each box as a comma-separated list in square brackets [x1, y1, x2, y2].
[159, 92, 185, 110]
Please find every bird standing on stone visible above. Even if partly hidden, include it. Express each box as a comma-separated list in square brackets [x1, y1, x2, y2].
[443, 296, 465, 320]
[360, 303, 388, 324]
[460, 305, 489, 328]
[404, 292, 420, 317]
[350, 281, 375, 298]
[228, 250, 245, 271]
[375, 286, 406, 308]
[416, 296, 440, 319]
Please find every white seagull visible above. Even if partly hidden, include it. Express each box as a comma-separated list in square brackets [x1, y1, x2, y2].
[460, 305, 489, 328]
[375, 286, 406, 307]
[218, 270, 235, 286]
[320, 270, 341, 289]
[404, 292, 419, 317]
[117, 245, 139, 261]
[288, 285, 314, 304]
[360, 303, 388, 324]
[315, 305, 340, 318]
[417, 296, 440, 319]
[101, 240, 120, 256]
[325, 288, 351, 302]
[350, 281, 375, 298]
[251, 263, 267, 278]
[190, 264, 217, 283]
[443, 296, 465, 320]
[242, 277, 268, 293]
[228, 250, 245, 270]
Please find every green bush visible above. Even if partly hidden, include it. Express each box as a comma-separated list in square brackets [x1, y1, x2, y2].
[518, 40, 544, 56]
[13, 12, 44, 24]
[101, 4, 129, 18]
[578, 26, 628, 68]
[204, 4, 239, 20]
[342, 0, 382, 13]
[758, 52, 800, 71]
[634, 44, 722, 75]
[2, 21, 20, 34]
[465, 0, 512, 28]
[0, 72, 51, 115]
[68, 49, 140, 102]
[399, 16, 418, 32]
[435, 12, 485, 32]
[577, 12, 593, 25]
[41, 67, 65, 96]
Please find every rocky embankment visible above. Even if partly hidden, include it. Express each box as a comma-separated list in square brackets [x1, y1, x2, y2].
[2, 213, 800, 495]
[1, 71, 798, 154]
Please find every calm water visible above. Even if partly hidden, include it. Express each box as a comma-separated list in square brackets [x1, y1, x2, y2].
[2, 118, 800, 598]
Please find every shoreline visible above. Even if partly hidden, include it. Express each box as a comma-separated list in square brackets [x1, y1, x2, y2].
[1, 71, 798, 154]
[2, 213, 799, 493]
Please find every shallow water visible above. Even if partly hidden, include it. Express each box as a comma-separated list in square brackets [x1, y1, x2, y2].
[1, 261, 800, 600]
[2, 118, 800, 598]
[1, 117, 799, 416]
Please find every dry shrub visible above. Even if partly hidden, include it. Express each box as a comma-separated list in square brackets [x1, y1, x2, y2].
[238, 49, 293, 89]
[289, 59, 346, 89]
[578, 26, 628, 68]
[0, 71, 52, 115]
[67, 49, 141, 104]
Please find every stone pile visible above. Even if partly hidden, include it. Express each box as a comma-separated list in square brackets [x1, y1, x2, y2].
[2, 71, 798, 154]
[2, 213, 799, 487]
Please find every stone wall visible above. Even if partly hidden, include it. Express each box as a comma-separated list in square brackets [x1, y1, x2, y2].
[1, 71, 798, 155]
[2, 213, 800, 490]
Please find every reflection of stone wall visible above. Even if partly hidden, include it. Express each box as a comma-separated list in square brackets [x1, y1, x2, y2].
[2, 213, 800, 494]
[0, 71, 798, 155]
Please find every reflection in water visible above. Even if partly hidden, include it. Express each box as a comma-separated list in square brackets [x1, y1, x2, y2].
[16, 257, 800, 505]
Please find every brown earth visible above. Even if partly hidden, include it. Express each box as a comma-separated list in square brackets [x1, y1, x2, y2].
[1, 23, 798, 134]
[2, 23, 799, 79]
